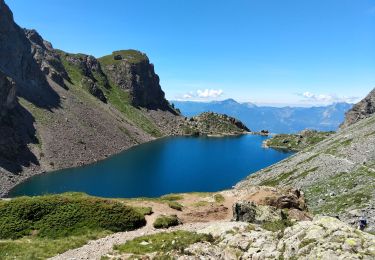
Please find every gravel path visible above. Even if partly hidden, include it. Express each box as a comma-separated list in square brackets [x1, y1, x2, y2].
[49, 221, 219, 260]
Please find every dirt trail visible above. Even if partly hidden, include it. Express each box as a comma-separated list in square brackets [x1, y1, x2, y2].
[50, 187, 282, 260]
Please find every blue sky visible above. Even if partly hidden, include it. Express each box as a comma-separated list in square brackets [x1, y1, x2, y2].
[7, 0, 375, 106]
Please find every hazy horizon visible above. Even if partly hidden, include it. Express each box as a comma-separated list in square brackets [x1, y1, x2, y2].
[170, 97, 355, 108]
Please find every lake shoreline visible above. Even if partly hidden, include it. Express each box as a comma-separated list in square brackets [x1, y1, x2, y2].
[6, 133, 291, 199]
[3, 132, 253, 198]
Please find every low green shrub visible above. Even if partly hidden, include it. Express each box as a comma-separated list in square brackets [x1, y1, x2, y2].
[261, 219, 293, 232]
[214, 194, 225, 203]
[153, 215, 180, 229]
[0, 193, 146, 239]
[168, 201, 183, 211]
[160, 194, 184, 201]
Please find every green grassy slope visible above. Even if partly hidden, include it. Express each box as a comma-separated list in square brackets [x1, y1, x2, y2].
[0, 193, 146, 259]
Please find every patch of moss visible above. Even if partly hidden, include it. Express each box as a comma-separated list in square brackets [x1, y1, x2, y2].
[114, 230, 213, 255]
[299, 238, 316, 248]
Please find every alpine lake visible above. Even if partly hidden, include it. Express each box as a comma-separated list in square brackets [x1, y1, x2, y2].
[9, 135, 293, 198]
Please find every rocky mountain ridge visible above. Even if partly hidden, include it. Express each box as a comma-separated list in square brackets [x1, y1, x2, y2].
[173, 99, 353, 133]
[0, 0, 249, 197]
[341, 87, 375, 128]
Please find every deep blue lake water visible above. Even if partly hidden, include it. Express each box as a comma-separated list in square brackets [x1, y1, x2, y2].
[9, 135, 293, 198]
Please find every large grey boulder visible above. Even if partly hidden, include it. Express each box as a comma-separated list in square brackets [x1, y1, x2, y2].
[232, 201, 282, 224]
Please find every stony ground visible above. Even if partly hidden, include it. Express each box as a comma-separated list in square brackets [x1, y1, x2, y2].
[43, 186, 375, 260]
[236, 114, 375, 233]
[147, 216, 374, 260]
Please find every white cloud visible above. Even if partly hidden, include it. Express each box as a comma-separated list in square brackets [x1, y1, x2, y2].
[298, 91, 358, 104]
[179, 89, 224, 100]
[197, 89, 223, 98]
[183, 93, 193, 99]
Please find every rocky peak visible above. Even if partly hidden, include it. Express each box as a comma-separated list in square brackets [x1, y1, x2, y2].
[24, 29, 68, 87]
[341, 88, 375, 128]
[98, 50, 170, 110]
[0, 0, 38, 81]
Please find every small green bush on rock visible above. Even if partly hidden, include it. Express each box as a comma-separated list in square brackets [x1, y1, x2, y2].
[153, 215, 181, 229]
[168, 201, 183, 211]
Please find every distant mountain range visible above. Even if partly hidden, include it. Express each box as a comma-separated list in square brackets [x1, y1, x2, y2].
[171, 99, 353, 133]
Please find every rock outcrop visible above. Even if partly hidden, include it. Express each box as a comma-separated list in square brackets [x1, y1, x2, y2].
[186, 216, 375, 260]
[263, 129, 334, 151]
[59, 52, 109, 102]
[110, 217, 375, 259]
[24, 29, 68, 87]
[98, 50, 170, 110]
[183, 112, 250, 136]
[232, 201, 285, 224]
[341, 88, 375, 128]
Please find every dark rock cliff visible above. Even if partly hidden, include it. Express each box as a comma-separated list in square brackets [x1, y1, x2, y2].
[0, 71, 16, 119]
[24, 29, 68, 87]
[341, 88, 375, 128]
[99, 50, 170, 110]
[0, 0, 39, 164]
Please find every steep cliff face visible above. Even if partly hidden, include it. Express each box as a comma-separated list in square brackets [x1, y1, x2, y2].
[0, 72, 18, 159]
[0, 0, 39, 164]
[0, 1, 47, 91]
[341, 88, 375, 128]
[0, 71, 16, 119]
[99, 50, 170, 110]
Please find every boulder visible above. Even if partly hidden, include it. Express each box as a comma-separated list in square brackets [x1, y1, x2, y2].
[263, 188, 307, 211]
[232, 201, 282, 224]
